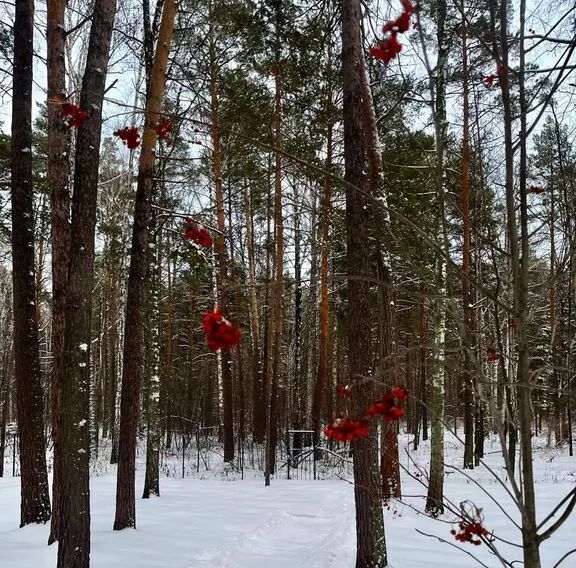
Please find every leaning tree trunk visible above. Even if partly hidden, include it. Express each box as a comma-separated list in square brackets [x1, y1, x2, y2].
[342, 1, 387, 566]
[57, 0, 116, 565]
[114, 0, 176, 530]
[47, 0, 71, 544]
[11, 0, 52, 527]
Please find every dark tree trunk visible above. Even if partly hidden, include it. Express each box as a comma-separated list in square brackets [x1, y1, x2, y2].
[245, 179, 265, 443]
[142, 220, 160, 499]
[46, 0, 71, 544]
[342, 1, 387, 566]
[208, 26, 234, 462]
[57, 0, 116, 565]
[312, 124, 333, 435]
[461, 18, 475, 470]
[114, 0, 176, 530]
[11, 0, 52, 527]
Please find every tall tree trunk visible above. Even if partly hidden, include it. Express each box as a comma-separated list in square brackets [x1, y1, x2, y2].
[108, 260, 120, 465]
[0, 364, 8, 478]
[312, 124, 333, 434]
[461, 16, 474, 470]
[265, 69, 284, 482]
[425, 0, 448, 517]
[342, 1, 387, 566]
[57, 0, 116, 564]
[515, 0, 541, 562]
[208, 18, 234, 462]
[418, 295, 428, 445]
[11, 0, 52, 527]
[244, 179, 264, 443]
[114, 0, 176, 530]
[142, 220, 161, 499]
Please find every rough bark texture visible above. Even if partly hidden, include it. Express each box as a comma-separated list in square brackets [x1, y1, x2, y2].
[461, 20, 474, 471]
[47, 0, 71, 544]
[11, 0, 52, 528]
[264, 64, 284, 484]
[115, 0, 176, 530]
[312, 124, 333, 435]
[425, 0, 448, 517]
[142, 223, 161, 499]
[209, 27, 234, 462]
[57, 0, 116, 565]
[342, 1, 387, 566]
[245, 179, 265, 443]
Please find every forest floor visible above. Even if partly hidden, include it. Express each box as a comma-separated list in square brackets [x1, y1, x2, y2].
[0, 434, 574, 568]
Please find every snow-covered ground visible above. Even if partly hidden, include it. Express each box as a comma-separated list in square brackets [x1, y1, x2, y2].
[0, 435, 574, 567]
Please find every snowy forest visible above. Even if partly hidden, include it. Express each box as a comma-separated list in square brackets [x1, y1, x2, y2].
[0, 0, 575, 566]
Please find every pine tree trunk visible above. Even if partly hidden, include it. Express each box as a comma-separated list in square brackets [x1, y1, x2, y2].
[461, 18, 474, 470]
[418, 296, 428, 444]
[268, 70, 284, 478]
[114, 0, 176, 530]
[57, 0, 116, 564]
[143, 220, 161, 499]
[312, 124, 333, 434]
[342, 1, 387, 566]
[11, 0, 52, 527]
[244, 179, 264, 443]
[209, 25, 234, 462]
[425, 0, 448, 517]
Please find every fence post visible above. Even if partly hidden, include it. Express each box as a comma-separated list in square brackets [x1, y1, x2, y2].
[286, 430, 291, 480]
[313, 433, 318, 480]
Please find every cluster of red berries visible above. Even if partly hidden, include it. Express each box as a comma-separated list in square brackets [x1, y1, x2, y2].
[114, 126, 141, 149]
[338, 385, 353, 399]
[202, 309, 241, 351]
[155, 119, 173, 143]
[486, 346, 499, 363]
[182, 217, 213, 247]
[485, 64, 506, 87]
[324, 386, 408, 442]
[370, 0, 414, 65]
[368, 386, 408, 421]
[451, 521, 489, 545]
[324, 417, 370, 442]
[61, 102, 88, 128]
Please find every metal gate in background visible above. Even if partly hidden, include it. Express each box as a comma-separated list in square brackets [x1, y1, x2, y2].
[284, 429, 319, 480]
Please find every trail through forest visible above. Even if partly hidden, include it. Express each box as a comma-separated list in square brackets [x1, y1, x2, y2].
[1, 437, 573, 568]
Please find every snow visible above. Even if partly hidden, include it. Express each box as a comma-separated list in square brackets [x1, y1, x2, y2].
[79, 343, 88, 352]
[0, 436, 574, 567]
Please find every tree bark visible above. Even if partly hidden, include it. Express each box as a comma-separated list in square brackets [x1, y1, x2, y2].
[57, 0, 116, 565]
[342, 1, 387, 566]
[142, 218, 161, 499]
[11, 0, 52, 527]
[208, 17, 234, 462]
[312, 123, 333, 435]
[425, 0, 449, 517]
[47, 0, 71, 544]
[244, 179, 265, 443]
[114, 0, 176, 530]
[461, 16, 474, 470]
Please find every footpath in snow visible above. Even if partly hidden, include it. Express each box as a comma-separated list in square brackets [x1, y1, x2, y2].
[0, 437, 574, 567]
